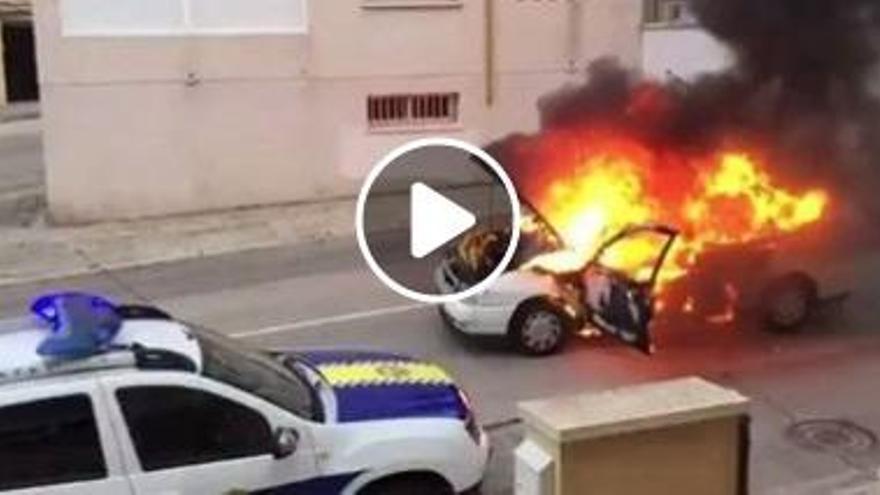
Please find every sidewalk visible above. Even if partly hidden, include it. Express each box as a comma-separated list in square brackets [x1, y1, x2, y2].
[0, 198, 359, 287]
[0, 178, 505, 287]
[0, 102, 40, 123]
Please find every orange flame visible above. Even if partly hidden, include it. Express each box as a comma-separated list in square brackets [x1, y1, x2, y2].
[519, 132, 829, 299]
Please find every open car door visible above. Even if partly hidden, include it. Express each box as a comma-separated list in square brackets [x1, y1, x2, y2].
[581, 224, 678, 354]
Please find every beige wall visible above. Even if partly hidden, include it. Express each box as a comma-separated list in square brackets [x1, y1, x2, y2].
[35, 0, 643, 223]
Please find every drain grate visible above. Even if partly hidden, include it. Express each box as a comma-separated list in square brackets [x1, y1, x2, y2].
[787, 419, 878, 456]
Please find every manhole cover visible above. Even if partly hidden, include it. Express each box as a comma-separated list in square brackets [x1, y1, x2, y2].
[787, 419, 878, 455]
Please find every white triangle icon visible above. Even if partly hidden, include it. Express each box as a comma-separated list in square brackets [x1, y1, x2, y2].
[410, 182, 477, 259]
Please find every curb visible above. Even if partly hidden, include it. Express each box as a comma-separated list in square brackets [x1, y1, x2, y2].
[0, 182, 487, 289]
[0, 232, 336, 289]
[0, 112, 39, 124]
[0, 204, 358, 288]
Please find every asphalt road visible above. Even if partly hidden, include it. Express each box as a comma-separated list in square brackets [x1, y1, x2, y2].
[2, 236, 880, 494]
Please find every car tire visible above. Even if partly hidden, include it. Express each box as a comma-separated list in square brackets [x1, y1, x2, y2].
[508, 300, 571, 356]
[762, 273, 818, 332]
[359, 473, 454, 495]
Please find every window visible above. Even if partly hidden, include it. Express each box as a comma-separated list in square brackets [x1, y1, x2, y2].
[117, 386, 272, 471]
[189, 0, 307, 33]
[195, 328, 321, 421]
[60, 0, 184, 34]
[60, 0, 308, 36]
[367, 93, 460, 130]
[644, 0, 697, 26]
[361, 0, 463, 10]
[0, 395, 106, 491]
[597, 229, 674, 284]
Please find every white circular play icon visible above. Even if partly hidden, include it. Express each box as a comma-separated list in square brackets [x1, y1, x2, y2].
[356, 138, 520, 304]
[409, 182, 477, 259]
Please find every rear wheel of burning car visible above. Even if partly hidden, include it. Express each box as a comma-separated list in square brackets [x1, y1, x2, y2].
[762, 273, 818, 332]
[508, 300, 572, 356]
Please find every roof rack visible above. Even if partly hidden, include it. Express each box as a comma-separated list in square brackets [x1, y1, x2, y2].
[0, 349, 137, 385]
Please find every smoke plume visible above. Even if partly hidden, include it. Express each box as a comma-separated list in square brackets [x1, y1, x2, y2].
[690, 0, 880, 176]
[490, 0, 880, 214]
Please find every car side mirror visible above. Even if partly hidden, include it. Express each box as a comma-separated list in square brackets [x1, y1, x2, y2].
[271, 427, 299, 460]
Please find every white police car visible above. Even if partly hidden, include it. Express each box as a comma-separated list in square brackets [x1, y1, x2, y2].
[0, 293, 488, 495]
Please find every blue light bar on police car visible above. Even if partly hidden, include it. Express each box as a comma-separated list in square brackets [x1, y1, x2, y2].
[32, 292, 123, 359]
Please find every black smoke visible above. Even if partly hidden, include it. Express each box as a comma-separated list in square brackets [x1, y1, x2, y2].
[491, 0, 880, 210]
[692, 0, 880, 113]
[679, 0, 880, 286]
[536, 58, 753, 153]
[689, 0, 880, 209]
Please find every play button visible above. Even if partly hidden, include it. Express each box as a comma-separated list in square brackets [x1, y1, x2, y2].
[410, 183, 476, 259]
[357, 138, 520, 303]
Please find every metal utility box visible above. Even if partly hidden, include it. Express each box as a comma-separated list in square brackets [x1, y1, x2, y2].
[518, 377, 750, 495]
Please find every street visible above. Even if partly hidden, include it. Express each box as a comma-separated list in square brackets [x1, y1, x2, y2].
[2, 0, 878, 492]
[1, 236, 879, 494]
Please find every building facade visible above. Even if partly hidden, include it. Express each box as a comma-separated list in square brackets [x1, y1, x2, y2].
[35, 0, 643, 223]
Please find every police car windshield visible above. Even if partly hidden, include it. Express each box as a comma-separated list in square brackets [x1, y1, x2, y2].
[194, 329, 320, 421]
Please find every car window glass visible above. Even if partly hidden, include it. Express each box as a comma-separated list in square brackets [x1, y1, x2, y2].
[597, 230, 671, 284]
[116, 386, 272, 471]
[0, 395, 106, 490]
[196, 329, 319, 420]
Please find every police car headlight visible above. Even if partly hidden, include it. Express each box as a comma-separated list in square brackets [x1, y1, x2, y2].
[464, 411, 481, 445]
[457, 389, 481, 444]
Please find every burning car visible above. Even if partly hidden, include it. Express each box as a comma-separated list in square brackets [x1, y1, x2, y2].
[437, 141, 838, 356]
[658, 225, 851, 331]
[439, 212, 846, 357]
[438, 218, 678, 356]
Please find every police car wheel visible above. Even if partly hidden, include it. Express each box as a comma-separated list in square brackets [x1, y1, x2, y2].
[359, 473, 453, 495]
[509, 300, 570, 357]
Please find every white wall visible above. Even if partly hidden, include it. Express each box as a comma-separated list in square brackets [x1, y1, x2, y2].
[641, 27, 732, 81]
[35, 0, 643, 223]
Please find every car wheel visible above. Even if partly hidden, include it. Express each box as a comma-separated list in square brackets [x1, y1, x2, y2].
[763, 273, 818, 332]
[509, 300, 571, 356]
[359, 474, 454, 495]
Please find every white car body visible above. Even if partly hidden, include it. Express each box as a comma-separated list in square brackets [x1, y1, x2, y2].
[0, 298, 488, 495]
[439, 224, 681, 355]
[441, 269, 564, 337]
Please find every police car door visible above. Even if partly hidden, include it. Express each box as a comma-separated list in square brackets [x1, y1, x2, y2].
[0, 378, 132, 495]
[581, 224, 678, 354]
[101, 372, 319, 495]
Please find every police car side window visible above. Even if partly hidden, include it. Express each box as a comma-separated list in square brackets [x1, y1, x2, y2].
[0, 395, 107, 490]
[116, 386, 272, 471]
